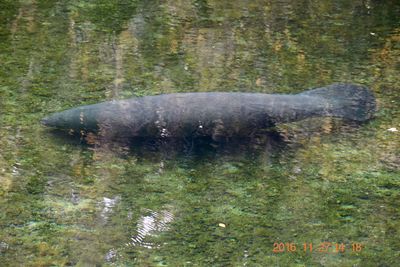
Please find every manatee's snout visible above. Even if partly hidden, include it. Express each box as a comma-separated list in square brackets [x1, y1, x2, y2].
[41, 112, 72, 129]
[41, 116, 51, 126]
[41, 107, 100, 131]
[41, 115, 56, 127]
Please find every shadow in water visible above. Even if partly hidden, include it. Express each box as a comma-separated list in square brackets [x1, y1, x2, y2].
[46, 128, 288, 162]
[44, 115, 373, 164]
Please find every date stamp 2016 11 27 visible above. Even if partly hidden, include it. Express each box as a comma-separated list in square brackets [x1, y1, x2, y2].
[272, 242, 363, 254]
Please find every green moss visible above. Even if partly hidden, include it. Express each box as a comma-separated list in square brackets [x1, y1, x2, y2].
[0, 0, 400, 266]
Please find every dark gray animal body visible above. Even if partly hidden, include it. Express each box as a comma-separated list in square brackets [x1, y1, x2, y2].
[42, 83, 375, 138]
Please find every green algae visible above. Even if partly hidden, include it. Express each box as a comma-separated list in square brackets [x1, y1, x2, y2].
[0, 0, 399, 266]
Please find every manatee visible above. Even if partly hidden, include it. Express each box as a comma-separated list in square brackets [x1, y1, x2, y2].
[41, 83, 376, 139]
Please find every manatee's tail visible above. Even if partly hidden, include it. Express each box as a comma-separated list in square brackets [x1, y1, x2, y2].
[299, 83, 376, 121]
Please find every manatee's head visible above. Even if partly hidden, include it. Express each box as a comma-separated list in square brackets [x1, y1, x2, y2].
[41, 106, 100, 132]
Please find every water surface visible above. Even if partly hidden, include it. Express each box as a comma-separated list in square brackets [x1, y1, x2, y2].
[0, 0, 399, 266]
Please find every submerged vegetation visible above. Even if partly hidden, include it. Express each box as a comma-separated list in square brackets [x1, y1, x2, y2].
[0, 0, 399, 266]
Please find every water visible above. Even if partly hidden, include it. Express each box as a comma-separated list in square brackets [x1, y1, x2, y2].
[0, 0, 399, 266]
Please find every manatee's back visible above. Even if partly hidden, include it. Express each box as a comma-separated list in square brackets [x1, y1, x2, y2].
[132, 93, 276, 137]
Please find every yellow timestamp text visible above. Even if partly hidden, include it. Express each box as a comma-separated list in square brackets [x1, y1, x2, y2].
[272, 242, 363, 254]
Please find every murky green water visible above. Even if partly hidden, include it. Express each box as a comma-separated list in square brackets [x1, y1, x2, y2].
[0, 0, 399, 266]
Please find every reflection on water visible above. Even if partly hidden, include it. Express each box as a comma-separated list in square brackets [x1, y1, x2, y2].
[99, 196, 121, 223]
[129, 208, 174, 249]
[0, 0, 399, 266]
